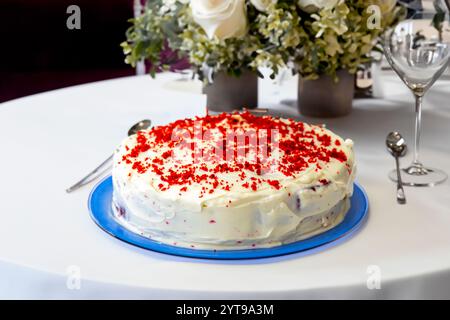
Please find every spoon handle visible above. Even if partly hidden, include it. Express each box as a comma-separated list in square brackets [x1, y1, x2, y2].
[395, 156, 406, 204]
[66, 154, 113, 193]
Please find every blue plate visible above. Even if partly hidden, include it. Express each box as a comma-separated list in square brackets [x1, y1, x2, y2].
[89, 176, 368, 260]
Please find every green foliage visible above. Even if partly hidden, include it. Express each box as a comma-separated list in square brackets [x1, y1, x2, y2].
[433, 0, 447, 41]
[121, 0, 403, 81]
[293, 0, 403, 80]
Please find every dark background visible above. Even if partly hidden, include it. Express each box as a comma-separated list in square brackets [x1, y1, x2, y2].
[0, 0, 135, 102]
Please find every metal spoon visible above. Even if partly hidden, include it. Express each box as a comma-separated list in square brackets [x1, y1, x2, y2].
[386, 132, 407, 204]
[66, 119, 152, 193]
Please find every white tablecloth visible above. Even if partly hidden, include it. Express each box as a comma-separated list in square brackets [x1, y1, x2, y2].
[1, 72, 450, 299]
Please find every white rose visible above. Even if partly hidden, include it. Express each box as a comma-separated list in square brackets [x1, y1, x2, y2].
[250, 0, 275, 12]
[297, 0, 338, 13]
[191, 0, 248, 40]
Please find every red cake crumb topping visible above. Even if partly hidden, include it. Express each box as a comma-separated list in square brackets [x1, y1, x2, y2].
[119, 112, 348, 195]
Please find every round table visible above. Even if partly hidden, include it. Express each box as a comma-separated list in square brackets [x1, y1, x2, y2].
[1, 72, 450, 299]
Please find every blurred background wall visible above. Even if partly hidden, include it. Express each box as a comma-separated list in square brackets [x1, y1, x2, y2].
[0, 0, 134, 102]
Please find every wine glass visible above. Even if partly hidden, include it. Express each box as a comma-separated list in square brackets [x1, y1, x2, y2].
[383, 4, 450, 186]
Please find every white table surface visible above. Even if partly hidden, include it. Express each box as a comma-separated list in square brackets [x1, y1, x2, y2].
[1, 72, 450, 299]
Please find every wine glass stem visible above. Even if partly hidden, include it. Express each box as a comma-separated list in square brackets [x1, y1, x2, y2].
[413, 93, 423, 166]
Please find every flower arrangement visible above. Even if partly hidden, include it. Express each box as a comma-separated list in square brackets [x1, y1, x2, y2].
[122, 0, 403, 81]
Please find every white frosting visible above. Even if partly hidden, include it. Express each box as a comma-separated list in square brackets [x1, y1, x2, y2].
[112, 113, 356, 250]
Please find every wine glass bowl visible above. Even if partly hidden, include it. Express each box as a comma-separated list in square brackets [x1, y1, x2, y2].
[386, 18, 450, 91]
[384, 7, 450, 187]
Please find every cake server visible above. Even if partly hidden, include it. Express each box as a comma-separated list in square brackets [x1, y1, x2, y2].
[66, 119, 152, 193]
[386, 132, 407, 205]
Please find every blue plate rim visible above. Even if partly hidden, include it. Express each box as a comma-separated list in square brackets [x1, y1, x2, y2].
[88, 175, 369, 260]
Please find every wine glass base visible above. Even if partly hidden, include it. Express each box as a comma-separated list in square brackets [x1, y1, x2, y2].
[389, 165, 448, 187]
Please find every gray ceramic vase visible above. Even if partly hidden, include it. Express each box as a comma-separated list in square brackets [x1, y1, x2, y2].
[298, 70, 355, 118]
[203, 70, 258, 112]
